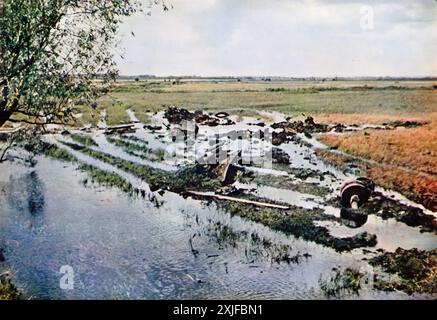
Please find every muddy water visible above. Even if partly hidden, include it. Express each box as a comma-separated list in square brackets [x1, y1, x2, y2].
[0, 157, 418, 300]
[1, 111, 436, 299]
[91, 134, 176, 172]
[316, 217, 437, 252]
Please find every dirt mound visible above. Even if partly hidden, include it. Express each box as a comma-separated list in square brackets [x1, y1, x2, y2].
[270, 116, 335, 145]
[383, 120, 428, 129]
[271, 116, 329, 134]
[271, 147, 291, 164]
[164, 107, 235, 126]
[164, 107, 194, 124]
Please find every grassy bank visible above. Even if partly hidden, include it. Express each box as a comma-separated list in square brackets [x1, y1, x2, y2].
[205, 222, 309, 265]
[317, 114, 437, 212]
[70, 133, 98, 147]
[319, 267, 365, 297]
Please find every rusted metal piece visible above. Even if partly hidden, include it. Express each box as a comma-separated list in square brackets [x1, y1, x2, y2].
[340, 177, 375, 228]
[340, 178, 373, 208]
[212, 154, 240, 184]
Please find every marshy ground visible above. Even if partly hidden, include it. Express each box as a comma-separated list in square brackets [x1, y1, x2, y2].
[0, 79, 436, 300]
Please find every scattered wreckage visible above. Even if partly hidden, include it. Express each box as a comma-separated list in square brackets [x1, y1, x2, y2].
[132, 107, 425, 229]
[66, 106, 432, 229]
[164, 106, 235, 126]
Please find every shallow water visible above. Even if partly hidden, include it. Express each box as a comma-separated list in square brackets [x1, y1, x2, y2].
[1, 113, 436, 300]
[316, 217, 437, 252]
[0, 158, 422, 300]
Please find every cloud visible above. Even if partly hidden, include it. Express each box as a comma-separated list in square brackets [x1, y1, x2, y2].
[116, 0, 437, 76]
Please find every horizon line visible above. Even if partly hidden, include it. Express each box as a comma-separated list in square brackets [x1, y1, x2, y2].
[116, 74, 437, 80]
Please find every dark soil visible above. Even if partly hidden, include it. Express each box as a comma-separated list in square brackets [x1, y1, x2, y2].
[369, 248, 437, 295]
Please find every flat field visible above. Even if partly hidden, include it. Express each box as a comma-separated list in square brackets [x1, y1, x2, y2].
[76, 79, 437, 126]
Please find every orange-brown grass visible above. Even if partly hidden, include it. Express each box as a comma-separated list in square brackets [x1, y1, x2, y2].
[366, 166, 437, 211]
[316, 150, 437, 211]
[317, 114, 437, 211]
[315, 149, 355, 170]
[314, 113, 432, 125]
[319, 116, 437, 175]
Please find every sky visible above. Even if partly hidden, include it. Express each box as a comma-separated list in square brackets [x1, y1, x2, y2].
[115, 0, 437, 77]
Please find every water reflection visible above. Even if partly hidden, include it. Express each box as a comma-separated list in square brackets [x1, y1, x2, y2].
[340, 208, 368, 228]
[4, 169, 45, 224]
[26, 171, 45, 216]
[0, 152, 431, 300]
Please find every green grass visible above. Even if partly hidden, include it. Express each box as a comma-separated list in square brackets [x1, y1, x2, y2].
[216, 194, 377, 252]
[70, 133, 97, 146]
[106, 136, 165, 161]
[72, 105, 99, 127]
[369, 248, 437, 294]
[206, 222, 307, 264]
[60, 141, 221, 192]
[130, 105, 150, 124]
[73, 80, 437, 127]
[79, 164, 134, 194]
[34, 142, 78, 162]
[75, 102, 133, 127]
[120, 135, 149, 145]
[319, 267, 365, 297]
[34, 142, 136, 195]
[241, 172, 331, 197]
